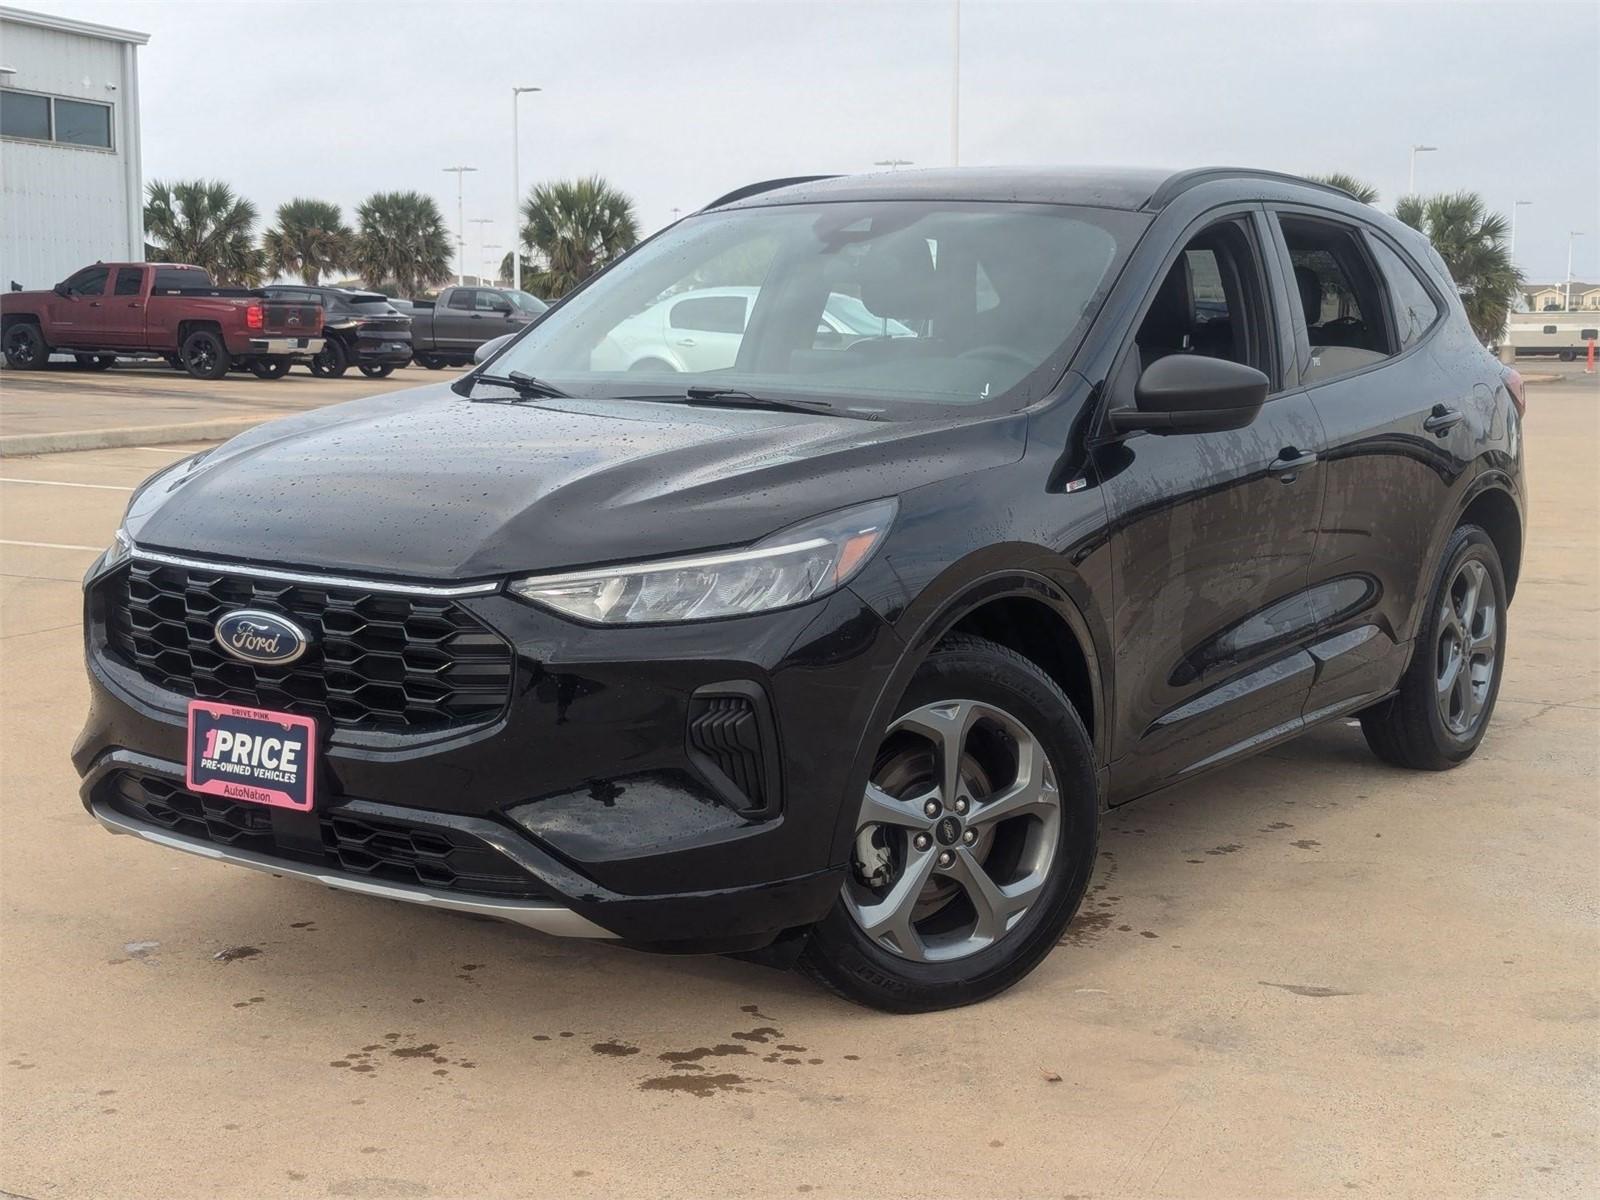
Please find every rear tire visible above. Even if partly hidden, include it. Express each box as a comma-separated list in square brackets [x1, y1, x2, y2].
[3, 322, 48, 369]
[358, 363, 395, 379]
[248, 357, 292, 379]
[179, 329, 230, 380]
[308, 338, 348, 378]
[1360, 524, 1507, 770]
[414, 353, 444, 370]
[798, 634, 1099, 1012]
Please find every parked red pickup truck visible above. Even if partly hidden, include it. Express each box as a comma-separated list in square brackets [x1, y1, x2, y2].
[1, 262, 324, 379]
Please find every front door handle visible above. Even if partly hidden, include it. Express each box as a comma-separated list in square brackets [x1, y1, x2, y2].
[1423, 405, 1463, 436]
[89, 301, 102, 308]
[1268, 447, 1318, 482]
[675, 337, 697, 347]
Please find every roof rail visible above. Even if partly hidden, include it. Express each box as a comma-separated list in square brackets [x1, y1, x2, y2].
[701, 176, 842, 212]
[1144, 168, 1354, 210]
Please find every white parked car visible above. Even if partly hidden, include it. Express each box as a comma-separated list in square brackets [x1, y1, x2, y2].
[591, 286, 913, 373]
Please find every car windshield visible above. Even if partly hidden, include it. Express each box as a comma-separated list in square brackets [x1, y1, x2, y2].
[487, 200, 1146, 416]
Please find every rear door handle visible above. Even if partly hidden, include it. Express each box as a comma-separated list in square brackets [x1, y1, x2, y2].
[1268, 447, 1318, 482]
[675, 338, 697, 347]
[1423, 405, 1463, 436]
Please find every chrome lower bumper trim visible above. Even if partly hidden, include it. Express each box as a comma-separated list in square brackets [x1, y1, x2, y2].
[91, 802, 619, 939]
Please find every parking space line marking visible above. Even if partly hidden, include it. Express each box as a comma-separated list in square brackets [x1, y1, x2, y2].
[0, 477, 133, 491]
[1, 539, 104, 552]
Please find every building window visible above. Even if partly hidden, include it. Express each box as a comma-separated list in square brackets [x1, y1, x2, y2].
[0, 90, 50, 140]
[0, 89, 113, 150]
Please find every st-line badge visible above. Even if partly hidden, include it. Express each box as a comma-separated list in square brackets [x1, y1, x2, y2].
[186, 701, 316, 811]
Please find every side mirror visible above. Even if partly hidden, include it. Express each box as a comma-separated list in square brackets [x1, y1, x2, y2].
[488, 299, 512, 315]
[474, 333, 513, 364]
[54, 281, 71, 298]
[1108, 354, 1268, 435]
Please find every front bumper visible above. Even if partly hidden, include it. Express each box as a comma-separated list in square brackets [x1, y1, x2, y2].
[247, 336, 325, 356]
[74, 557, 903, 952]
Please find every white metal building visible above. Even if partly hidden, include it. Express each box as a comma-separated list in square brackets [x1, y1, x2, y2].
[0, 6, 147, 289]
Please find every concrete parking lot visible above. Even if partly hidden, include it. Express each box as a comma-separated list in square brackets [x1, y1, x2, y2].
[0, 359, 449, 454]
[1, 366, 1595, 1199]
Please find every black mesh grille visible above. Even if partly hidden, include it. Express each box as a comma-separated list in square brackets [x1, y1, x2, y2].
[104, 772, 546, 899]
[687, 693, 771, 812]
[104, 562, 513, 733]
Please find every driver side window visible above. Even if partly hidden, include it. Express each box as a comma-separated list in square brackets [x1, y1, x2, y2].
[66, 266, 109, 296]
[1134, 218, 1274, 382]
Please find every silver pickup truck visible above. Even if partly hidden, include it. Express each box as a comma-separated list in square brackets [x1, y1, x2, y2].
[406, 285, 547, 369]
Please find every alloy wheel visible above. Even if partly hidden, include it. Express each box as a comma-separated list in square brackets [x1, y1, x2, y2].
[1436, 558, 1497, 737]
[845, 699, 1061, 962]
[6, 328, 39, 366]
[186, 340, 216, 374]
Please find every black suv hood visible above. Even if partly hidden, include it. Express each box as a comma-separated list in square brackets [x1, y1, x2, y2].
[126, 383, 1025, 580]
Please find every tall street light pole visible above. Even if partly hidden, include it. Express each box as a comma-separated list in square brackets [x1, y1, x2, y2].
[950, 0, 961, 166]
[511, 86, 541, 294]
[442, 166, 477, 285]
[1509, 199, 1532, 263]
[470, 218, 494, 284]
[1408, 144, 1437, 194]
[1566, 231, 1584, 311]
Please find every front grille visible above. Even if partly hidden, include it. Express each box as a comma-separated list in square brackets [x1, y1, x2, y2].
[104, 772, 546, 899]
[104, 561, 513, 733]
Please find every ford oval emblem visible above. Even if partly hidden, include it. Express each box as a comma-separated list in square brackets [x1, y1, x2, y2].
[214, 609, 312, 665]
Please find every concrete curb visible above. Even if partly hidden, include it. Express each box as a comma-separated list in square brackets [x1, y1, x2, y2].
[0, 416, 263, 457]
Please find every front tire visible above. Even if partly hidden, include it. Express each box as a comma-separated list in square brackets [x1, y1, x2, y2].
[1360, 524, 1507, 770]
[799, 635, 1099, 1012]
[4, 322, 49, 369]
[308, 338, 348, 378]
[358, 363, 395, 379]
[180, 329, 230, 380]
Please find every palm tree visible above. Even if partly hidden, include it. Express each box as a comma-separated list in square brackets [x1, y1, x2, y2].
[1310, 173, 1380, 205]
[144, 179, 266, 285]
[513, 176, 640, 298]
[1396, 191, 1522, 343]
[263, 198, 352, 285]
[351, 191, 452, 297]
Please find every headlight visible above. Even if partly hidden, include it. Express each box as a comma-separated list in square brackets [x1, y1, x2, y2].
[104, 527, 133, 570]
[509, 498, 896, 624]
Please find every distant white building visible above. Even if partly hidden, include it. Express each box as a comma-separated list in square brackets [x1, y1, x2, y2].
[0, 6, 148, 288]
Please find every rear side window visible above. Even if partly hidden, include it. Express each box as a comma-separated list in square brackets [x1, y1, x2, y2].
[1368, 238, 1441, 350]
[350, 299, 399, 315]
[670, 295, 747, 334]
[1277, 214, 1395, 385]
[447, 290, 474, 311]
[153, 268, 213, 291]
[112, 268, 143, 296]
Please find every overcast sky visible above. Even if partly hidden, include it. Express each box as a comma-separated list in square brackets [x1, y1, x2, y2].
[26, 0, 1600, 283]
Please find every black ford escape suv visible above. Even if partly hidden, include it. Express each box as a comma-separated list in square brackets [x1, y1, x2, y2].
[76, 168, 1526, 1011]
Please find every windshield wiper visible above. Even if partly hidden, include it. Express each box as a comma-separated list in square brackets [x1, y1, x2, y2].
[682, 385, 833, 415]
[460, 371, 570, 400]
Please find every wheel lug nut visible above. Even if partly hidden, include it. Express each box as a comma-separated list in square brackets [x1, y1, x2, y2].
[962, 829, 976, 844]
[937, 850, 954, 868]
[914, 833, 931, 851]
[954, 797, 968, 815]
[923, 799, 940, 818]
